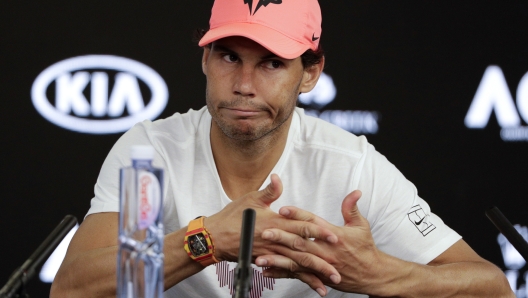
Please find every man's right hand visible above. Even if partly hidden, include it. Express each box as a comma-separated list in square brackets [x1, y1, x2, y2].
[204, 174, 341, 292]
[51, 174, 340, 297]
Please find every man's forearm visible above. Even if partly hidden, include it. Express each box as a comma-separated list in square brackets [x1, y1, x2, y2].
[50, 246, 118, 298]
[376, 255, 514, 298]
[51, 228, 203, 297]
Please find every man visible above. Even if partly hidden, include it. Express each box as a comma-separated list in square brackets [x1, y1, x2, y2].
[51, 0, 513, 297]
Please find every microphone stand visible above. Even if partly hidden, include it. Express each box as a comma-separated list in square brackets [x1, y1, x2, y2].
[233, 209, 256, 298]
[486, 206, 528, 260]
[0, 215, 77, 298]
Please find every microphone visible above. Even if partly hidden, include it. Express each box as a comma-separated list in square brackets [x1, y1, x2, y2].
[233, 209, 256, 298]
[0, 215, 78, 298]
[486, 206, 528, 261]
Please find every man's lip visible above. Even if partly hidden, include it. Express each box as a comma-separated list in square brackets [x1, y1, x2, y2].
[223, 107, 262, 117]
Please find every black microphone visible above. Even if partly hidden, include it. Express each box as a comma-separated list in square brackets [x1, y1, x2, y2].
[233, 208, 256, 298]
[0, 215, 78, 298]
[486, 206, 528, 261]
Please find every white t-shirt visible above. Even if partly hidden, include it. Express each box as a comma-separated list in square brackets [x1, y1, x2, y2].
[87, 107, 461, 298]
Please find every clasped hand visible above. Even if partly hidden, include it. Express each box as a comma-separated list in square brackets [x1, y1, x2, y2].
[253, 185, 388, 296]
[204, 175, 340, 286]
[205, 174, 385, 297]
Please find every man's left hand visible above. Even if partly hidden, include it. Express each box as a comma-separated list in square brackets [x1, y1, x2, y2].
[255, 190, 397, 296]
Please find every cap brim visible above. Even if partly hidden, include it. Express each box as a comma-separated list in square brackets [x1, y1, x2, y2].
[198, 23, 311, 59]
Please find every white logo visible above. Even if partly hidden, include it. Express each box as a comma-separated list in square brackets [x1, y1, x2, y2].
[39, 224, 78, 283]
[497, 224, 528, 295]
[299, 72, 337, 108]
[498, 224, 527, 270]
[465, 65, 528, 141]
[31, 55, 168, 134]
[299, 72, 379, 135]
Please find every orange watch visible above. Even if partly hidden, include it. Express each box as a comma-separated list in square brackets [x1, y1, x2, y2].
[184, 216, 220, 266]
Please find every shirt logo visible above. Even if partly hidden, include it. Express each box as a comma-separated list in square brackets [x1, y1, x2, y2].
[244, 0, 282, 15]
[407, 205, 436, 236]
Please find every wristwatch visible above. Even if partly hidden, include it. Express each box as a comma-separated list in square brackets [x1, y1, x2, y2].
[184, 216, 220, 266]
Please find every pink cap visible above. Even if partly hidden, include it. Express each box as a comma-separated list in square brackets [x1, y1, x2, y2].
[199, 0, 322, 59]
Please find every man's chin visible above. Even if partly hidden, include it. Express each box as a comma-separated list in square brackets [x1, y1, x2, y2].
[223, 130, 262, 141]
[219, 124, 270, 141]
[213, 116, 282, 141]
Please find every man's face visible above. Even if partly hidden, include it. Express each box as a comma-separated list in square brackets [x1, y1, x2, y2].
[202, 36, 314, 141]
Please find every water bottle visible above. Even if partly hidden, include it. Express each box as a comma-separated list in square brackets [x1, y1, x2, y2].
[117, 145, 164, 298]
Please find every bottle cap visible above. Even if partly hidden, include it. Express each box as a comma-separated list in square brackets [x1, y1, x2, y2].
[130, 145, 155, 160]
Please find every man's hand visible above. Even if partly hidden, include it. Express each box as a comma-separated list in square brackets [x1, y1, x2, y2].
[254, 190, 391, 295]
[204, 174, 341, 294]
[254, 190, 514, 297]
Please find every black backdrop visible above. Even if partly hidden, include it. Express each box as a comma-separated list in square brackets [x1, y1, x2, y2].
[2, 0, 528, 296]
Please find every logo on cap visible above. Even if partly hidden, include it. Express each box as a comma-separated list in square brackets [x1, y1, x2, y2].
[244, 0, 282, 15]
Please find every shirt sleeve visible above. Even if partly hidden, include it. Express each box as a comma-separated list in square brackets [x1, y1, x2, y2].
[358, 144, 462, 264]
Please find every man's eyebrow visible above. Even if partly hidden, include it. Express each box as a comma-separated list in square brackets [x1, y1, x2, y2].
[212, 44, 287, 61]
[261, 53, 281, 60]
[212, 44, 235, 54]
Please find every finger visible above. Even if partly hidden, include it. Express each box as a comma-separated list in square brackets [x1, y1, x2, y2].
[252, 173, 283, 206]
[262, 228, 326, 254]
[279, 206, 333, 230]
[256, 249, 340, 284]
[341, 190, 364, 227]
[276, 210, 338, 243]
[282, 221, 337, 243]
[262, 267, 328, 297]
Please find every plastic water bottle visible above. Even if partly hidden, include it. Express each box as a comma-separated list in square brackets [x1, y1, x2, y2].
[117, 145, 164, 298]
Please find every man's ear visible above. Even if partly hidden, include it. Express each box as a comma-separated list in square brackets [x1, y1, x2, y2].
[299, 56, 325, 94]
[202, 46, 211, 75]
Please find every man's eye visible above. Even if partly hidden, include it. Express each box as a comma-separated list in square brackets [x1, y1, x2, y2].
[222, 54, 238, 62]
[264, 60, 283, 69]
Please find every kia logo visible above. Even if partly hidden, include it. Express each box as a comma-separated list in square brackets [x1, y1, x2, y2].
[31, 55, 168, 134]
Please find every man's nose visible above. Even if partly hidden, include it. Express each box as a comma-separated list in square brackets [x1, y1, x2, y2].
[233, 64, 256, 97]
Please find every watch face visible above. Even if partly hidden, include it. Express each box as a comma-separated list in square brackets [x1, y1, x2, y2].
[188, 233, 210, 257]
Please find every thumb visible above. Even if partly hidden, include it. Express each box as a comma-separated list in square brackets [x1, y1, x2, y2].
[341, 190, 364, 227]
[257, 174, 283, 206]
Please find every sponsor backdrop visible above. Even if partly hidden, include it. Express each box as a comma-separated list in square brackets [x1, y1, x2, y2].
[2, 0, 528, 296]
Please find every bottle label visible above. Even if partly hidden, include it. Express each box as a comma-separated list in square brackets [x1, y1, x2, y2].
[137, 171, 161, 230]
